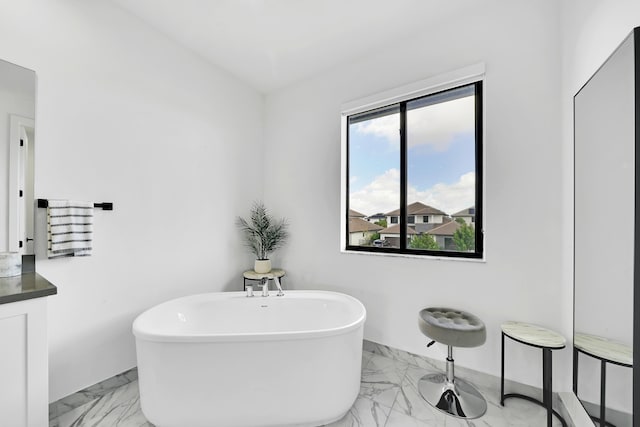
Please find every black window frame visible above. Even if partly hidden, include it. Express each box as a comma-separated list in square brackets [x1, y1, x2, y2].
[345, 81, 484, 259]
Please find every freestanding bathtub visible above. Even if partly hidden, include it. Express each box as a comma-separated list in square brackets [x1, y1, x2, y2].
[132, 290, 366, 427]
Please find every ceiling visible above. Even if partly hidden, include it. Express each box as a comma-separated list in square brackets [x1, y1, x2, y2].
[109, 0, 475, 93]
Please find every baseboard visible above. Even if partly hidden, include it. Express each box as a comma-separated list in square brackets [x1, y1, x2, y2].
[48, 368, 138, 421]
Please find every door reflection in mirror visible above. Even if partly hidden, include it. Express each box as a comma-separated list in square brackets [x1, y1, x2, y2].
[0, 60, 35, 255]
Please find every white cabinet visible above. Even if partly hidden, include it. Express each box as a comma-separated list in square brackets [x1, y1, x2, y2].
[0, 297, 48, 427]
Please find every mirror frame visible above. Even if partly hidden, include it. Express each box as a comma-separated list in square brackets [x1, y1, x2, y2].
[573, 26, 640, 426]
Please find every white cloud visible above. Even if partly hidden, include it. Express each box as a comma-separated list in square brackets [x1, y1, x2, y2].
[353, 114, 399, 147]
[349, 169, 400, 215]
[350, 169, 475, 216]
[409, 172, 475, 215]
[353, 96, 474, 151]
[407, 96, 474, 151]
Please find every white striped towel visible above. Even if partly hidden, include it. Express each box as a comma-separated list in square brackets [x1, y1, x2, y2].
[47, 200, 94, 258]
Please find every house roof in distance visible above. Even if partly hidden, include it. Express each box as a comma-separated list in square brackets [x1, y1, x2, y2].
[452, 207, 475, 217]
[385, 202, 447, 217]
[349, 209, 366, 218]
[367, 212, 386, 220]
[380, 224, 417, 235]
[426, 221, 464, 236]
[349, 217, 384, 233]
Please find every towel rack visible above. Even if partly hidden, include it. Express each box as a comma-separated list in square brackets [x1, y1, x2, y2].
[37, 199, 113, 211]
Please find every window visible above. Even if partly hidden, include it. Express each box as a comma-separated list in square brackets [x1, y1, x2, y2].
[343, 75, 483, 259]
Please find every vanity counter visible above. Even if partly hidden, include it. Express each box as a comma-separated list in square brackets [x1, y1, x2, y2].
[0, 273, 57, 305]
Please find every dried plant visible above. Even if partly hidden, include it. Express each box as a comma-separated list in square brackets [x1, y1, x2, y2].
[236, 202, 289, 260]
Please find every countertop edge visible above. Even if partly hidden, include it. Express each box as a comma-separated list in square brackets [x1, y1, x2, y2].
[0, 272, 57, 306]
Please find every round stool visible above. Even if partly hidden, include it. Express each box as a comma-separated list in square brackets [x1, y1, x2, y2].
[417, 307, 487, 419]
[501, 321, 567, 427]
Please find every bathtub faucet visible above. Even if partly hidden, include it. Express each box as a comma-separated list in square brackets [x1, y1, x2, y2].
[271, 276, 285, 297]
[257, 277, 284, 297]
[259, 278, 270, 297]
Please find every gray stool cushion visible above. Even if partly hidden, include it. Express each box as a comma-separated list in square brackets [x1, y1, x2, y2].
[418, 307, 486, 348]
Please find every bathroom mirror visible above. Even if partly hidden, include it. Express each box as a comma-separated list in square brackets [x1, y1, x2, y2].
[0, 59, 36, 256]
[574, 28, 637, 426]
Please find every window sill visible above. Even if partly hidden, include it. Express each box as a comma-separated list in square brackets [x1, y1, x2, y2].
[340, 248, 486, 263]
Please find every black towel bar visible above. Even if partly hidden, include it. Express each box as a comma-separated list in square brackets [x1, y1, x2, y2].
[37, 199, 113, 211]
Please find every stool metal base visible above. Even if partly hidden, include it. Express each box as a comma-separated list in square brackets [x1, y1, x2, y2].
[418, 373, 487, 419]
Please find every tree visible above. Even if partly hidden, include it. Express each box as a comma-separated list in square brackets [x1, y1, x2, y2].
[375, 219, 387, 228]
[409, 234, 440, 250]
[366, 232, 381, 245]
[453, 223, 475, 252]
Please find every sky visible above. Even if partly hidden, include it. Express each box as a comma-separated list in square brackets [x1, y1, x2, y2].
[349, 94, 476, 216]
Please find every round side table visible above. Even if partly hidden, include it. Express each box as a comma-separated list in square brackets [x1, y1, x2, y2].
[501, 321, 567, 427]
[573, 332, 633, 427]
[243, 269, 285, 290]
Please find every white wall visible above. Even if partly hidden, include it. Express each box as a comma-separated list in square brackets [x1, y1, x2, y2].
[1, 0, 634, 406]
[264, 0, 566, 389]
[0, 0, 264, 401]
[561, 0, 640, 416]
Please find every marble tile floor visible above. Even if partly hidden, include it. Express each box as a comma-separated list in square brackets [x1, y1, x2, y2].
[49, 351, 565, 427]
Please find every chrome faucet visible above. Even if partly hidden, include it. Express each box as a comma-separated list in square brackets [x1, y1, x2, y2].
[259, 278, 269, 297]
[255, 277, 284, 297]
[272, 276, 285, 297]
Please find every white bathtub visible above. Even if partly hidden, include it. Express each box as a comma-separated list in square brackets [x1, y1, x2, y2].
[132, 290, 366, 427]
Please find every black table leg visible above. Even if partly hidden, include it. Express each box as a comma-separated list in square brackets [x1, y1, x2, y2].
[502, 334, 566, 427]
[501, 332, 505, 406]
[573, 347, 578, 393]
[543, 348, 552, 427]
[600, 360, 606, 427]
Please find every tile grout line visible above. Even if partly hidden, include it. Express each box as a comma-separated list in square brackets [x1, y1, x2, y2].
[383, 361, 409, 427]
